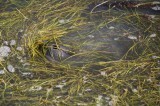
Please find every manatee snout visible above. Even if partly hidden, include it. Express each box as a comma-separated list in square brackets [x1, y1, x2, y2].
[45, 44, 72, 62]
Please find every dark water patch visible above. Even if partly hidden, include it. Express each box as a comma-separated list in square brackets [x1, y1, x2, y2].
[87, 1, 160, 15]
[0, 0, 30, 12]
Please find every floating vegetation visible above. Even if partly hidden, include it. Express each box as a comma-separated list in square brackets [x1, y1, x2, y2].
[0, 0, 160, 105]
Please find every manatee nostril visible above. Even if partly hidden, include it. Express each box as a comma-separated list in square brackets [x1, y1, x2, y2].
[52, 44, 58, 49]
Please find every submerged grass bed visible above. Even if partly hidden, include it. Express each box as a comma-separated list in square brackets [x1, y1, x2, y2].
[0, 0, 160, 105]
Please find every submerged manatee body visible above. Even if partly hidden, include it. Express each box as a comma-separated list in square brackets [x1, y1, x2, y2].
[45, 1, 152, 65]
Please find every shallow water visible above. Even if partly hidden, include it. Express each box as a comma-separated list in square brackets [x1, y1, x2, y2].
[0, 1, 160, 105]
